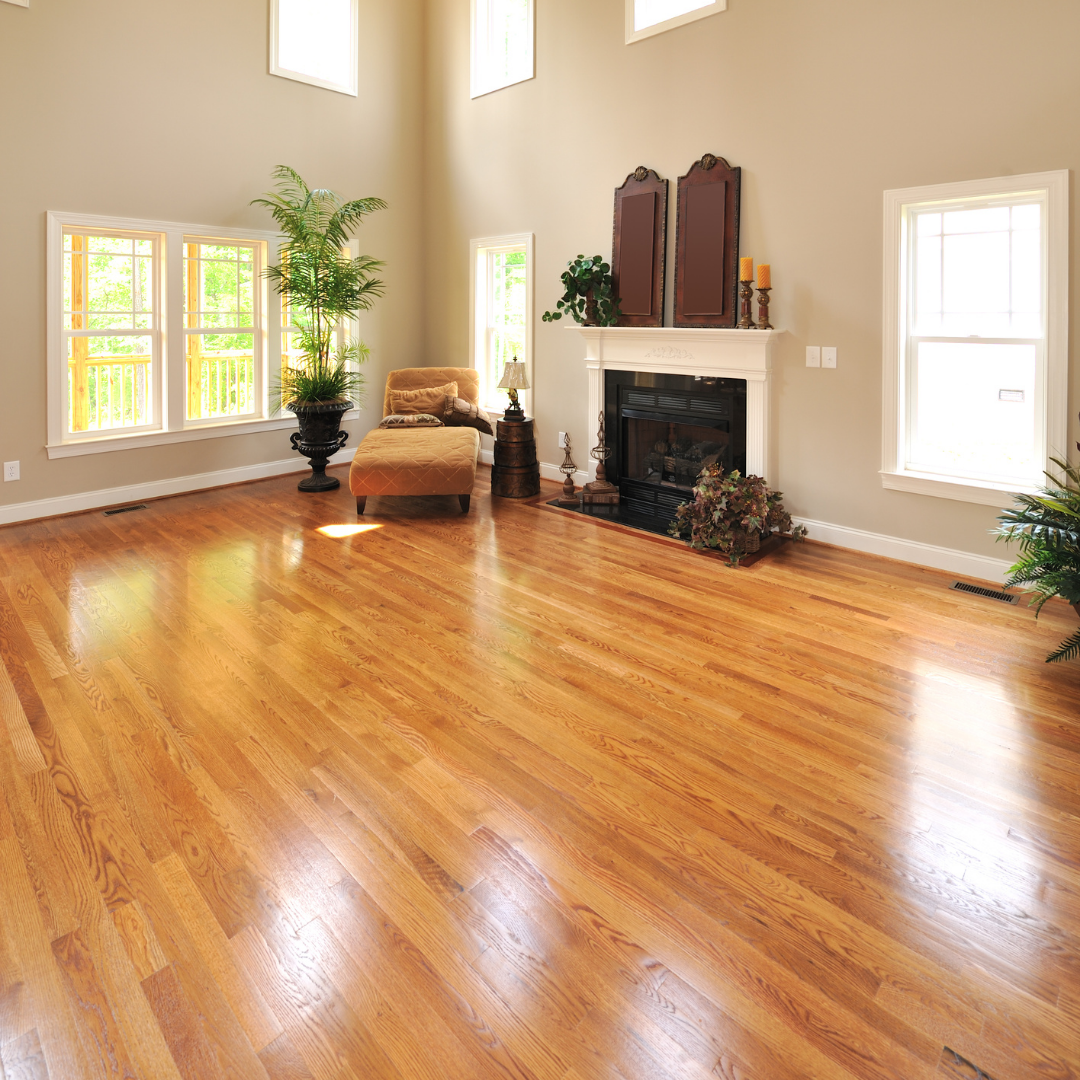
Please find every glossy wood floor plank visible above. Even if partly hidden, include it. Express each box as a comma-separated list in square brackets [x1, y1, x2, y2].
[1, 466, 1079, 1079]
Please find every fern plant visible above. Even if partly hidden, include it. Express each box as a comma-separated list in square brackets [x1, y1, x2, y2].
[996, 457, 1080, 663]
[252, 166, 386, 406]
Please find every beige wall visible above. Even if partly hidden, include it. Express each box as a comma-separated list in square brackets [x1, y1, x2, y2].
[423, 0, 1080, 561]
[0, 0, 424, 512]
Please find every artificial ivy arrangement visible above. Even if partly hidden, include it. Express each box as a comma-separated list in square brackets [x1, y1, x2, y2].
[669, 464, 808, 566]
[542, 255, 621, 327]
[996, 456, 1080, 663]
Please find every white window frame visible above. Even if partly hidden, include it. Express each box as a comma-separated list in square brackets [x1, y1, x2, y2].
[1, 1, 30, 8]
[881, 170, 1069, 507]
[269, 0, 359, 97]
[625, 0, 726, 45]
[471, 0, 535, 99]
[469, 233, 534, 414]
[47, 211, 361, 460]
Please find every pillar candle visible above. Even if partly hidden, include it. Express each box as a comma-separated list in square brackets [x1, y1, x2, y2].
[757, 263, 771, 289]
[739, 257, 754, 282]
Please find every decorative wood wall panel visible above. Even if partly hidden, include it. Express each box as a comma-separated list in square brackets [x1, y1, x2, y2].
[612, 167, 667, 327]
[674, 154, 741, 328]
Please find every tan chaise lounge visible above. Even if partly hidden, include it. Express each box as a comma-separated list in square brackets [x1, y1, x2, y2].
[349, 367, 481, 515]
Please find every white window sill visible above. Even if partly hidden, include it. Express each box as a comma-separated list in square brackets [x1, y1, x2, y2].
[47, 409, 360, 459]
[880, 469, 1038, 507]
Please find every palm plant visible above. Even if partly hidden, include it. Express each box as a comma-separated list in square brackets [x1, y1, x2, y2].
[996, 457, 1080, 663]
[252, 166, 386, 406]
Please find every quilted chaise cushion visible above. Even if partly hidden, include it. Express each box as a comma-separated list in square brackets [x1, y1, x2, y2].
[382, 367, 480, 417]
[349, 426, 480, 497]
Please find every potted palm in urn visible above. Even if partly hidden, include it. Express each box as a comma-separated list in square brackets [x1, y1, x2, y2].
[253, 166, 386, 491]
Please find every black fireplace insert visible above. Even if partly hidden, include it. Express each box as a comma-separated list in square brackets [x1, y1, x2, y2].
[603, 369, 747, 530]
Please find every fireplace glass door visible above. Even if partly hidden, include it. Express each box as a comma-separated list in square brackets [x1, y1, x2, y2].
[623, 412, 731, 490]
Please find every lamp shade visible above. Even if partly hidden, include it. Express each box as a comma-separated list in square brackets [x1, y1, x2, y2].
[496, 360, 529, 391]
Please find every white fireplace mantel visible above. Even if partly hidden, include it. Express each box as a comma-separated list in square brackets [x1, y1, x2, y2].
[574, 326, 784, 481]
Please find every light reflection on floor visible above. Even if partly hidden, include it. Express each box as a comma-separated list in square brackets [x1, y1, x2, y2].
[317, 524, 385, 538]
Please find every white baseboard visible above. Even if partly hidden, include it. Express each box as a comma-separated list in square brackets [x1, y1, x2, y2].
[478, 448, 590, 487]
[0, 448, 357, 527]
[792, 516, 1013, 584]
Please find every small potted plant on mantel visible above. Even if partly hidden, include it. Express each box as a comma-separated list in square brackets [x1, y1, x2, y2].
[252, 166, 386, 492]
[542, 255, 621, 327]
[669, 464, 808, 566]
[996, 456, 1080, 663]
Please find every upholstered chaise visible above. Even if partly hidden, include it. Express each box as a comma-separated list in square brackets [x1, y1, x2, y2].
[349, 367, 481, 515]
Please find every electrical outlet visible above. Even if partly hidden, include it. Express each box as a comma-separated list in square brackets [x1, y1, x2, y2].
[3, 461, 19, 482]
[822, 347, 837, 369]
[806, 346, 821, 368]
[558, 431, 569, 447]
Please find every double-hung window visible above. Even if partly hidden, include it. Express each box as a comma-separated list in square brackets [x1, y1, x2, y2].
[626, 0, 726, 44]
[471, 0, 534, 98]
[470, 235, 533, 412]
[882, 171, 1068, 505]
[47, 212, 329, 458]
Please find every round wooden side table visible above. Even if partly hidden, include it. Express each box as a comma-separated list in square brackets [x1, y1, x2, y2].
[491, 418, 541, 499]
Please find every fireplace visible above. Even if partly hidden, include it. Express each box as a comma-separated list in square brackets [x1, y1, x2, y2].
[605, 370, 747, 526]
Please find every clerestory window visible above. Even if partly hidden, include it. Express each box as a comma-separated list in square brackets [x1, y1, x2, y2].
[626, 0, 726, 44]
[471, 0, 534, 98]
[270, 0, 358, 96]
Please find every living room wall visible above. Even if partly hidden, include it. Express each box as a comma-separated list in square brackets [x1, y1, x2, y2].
[0, 0, 425, 519]
[421, 0, 1080, 568]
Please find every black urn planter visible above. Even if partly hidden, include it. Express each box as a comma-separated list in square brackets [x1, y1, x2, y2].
[287, 399, 352, 492]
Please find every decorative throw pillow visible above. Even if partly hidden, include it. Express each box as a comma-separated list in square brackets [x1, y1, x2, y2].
[378, 413, 444, 428]
[388, 381, 459, 416]
[442, 395, 494, 436]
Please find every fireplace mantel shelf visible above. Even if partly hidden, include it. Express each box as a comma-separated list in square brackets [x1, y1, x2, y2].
[574, 325, 785, 481]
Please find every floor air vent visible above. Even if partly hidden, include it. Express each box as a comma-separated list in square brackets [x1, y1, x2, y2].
[103, 504, 147, 517]
[950, 581, 1019, 605]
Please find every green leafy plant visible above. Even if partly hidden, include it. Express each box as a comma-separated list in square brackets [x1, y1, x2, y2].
[996, 456, 1080, 663]
[542, 255, 621, 327]
[252, 166, 386, 407]
[669, 464, 808, 566]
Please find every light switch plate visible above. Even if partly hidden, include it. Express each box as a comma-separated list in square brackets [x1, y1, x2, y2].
[806, 346, 821, 368]
[822, 347, 837, 369]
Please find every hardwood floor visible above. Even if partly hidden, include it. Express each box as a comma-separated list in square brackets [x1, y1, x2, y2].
[0, 464, 1078, 1080]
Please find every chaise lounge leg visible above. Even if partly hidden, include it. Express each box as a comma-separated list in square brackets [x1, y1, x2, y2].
[356, 496, 367, 515]
[458, 494, 471, 514]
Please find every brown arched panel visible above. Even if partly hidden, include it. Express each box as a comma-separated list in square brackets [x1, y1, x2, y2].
[674, 154, 741, 328]
[612, 167, 668, 327]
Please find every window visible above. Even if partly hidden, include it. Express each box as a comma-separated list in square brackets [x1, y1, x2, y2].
[882, 171, 1068, 505]
[471, 0, 534, 99]
[270, 0, 358, 96]
[626, 0, 725, 44]
[64, 230, 160, 435]
[470, 234, 533, 411]
[47, 212, 309, 458]
[185, 241, 262, 422]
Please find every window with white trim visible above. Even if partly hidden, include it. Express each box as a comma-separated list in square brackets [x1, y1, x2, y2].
[470, 234, 533, 411]
[471, 0, 534, 99]
[882, 171, 1069, 505]
[625, 0, 725, 44]
[47, 212, 305, 458]
[270, 0, 358, 97]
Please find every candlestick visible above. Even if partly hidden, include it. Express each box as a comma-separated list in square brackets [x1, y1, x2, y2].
[756, 287, 773, 330]
[737, 280, 757, 329]
[739, 256, 754, 282]
[756, 263, 771, 290]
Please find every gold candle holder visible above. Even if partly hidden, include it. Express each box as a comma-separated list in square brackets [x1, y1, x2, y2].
[737, 280, 757, 329]
[756, 287, 773, 330]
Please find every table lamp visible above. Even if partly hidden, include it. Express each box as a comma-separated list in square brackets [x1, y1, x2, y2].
[496, 358, 529, 422]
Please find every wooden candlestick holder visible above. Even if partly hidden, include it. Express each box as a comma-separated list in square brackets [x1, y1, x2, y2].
[737, 280, 757, 329]
[756, 287, 773, 330]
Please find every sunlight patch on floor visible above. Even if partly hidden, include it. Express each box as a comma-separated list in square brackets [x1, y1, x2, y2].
[317, 523, 384, 538]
